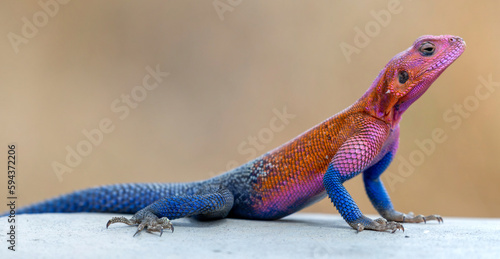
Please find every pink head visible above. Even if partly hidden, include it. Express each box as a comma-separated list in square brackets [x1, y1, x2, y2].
[364, 35, 466, 126]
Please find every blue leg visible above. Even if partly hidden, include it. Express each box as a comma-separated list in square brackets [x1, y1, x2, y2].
[363, 151, 397, 217]
[363, 145, 443, 224]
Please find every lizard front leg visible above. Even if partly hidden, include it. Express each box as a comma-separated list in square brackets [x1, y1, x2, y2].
[323, 117, 403, 233]
[363, 133, 443, 224]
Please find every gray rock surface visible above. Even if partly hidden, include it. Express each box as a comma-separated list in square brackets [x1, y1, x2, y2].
[1, 213, 499, 258]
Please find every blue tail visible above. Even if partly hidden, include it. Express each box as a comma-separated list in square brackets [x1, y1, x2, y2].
[2, 182, 197, 216]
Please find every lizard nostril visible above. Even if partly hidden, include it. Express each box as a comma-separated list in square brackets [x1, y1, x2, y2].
[451, 37, 466, 47]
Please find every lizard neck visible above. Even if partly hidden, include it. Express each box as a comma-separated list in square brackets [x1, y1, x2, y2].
[356, 70, 403, 128]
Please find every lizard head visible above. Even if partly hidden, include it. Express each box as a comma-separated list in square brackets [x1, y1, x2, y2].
[365, 35, 466, 126]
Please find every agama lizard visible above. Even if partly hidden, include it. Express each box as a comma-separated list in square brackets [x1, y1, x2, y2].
[5, 35, 465, 235]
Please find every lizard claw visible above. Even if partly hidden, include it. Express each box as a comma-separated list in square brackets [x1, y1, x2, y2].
[133, 228, 143, 237]
[356, 223, 364, 233]
[423, 214, 443, 223]
[157, 225, 174, 237]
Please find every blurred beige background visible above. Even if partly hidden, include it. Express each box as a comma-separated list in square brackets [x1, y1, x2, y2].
[1, 1, 499, 218]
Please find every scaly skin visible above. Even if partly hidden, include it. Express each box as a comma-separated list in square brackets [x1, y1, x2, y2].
[4, 35, 465, 235]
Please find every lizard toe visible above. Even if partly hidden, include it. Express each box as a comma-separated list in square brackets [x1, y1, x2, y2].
[106, 216, 139, 228]
[402, 213, 443, 224]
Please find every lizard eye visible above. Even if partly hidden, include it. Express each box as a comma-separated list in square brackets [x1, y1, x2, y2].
[398, 70, 409, 84]
[419, 42, 435, 56]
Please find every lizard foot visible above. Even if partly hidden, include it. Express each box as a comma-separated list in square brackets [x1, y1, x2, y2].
[350, 216, 404, 233]
[400, 212, 443, 224]
[106, 211, 173, 237]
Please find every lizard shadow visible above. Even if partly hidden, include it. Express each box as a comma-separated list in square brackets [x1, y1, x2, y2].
[273, 217, 350, 231]
[173, 215, 351, 231]
[175, 217, 230, 229]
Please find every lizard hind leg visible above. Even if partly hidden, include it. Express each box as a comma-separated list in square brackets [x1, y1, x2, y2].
[106, 185, 234, 236]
